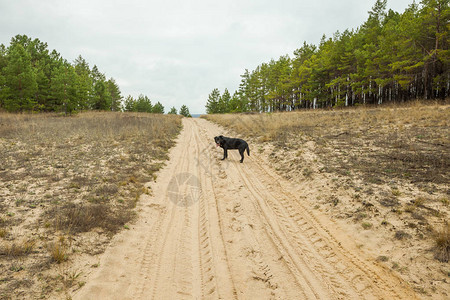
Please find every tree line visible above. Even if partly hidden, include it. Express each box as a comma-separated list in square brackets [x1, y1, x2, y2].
[0, 34, 192, 116]
[206, 0, 449, 113]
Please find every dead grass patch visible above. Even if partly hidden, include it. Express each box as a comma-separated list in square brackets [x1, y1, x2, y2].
[48, 237, 69, 264]
[204, 102, 449, 185]
[394, 230, 411, 240]
[48, 202, 134, 234]
[434, 224, 450, 262]
[0, 239, 36, 257]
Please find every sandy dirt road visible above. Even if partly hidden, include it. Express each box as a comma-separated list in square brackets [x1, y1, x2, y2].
[73, 118, 417, 300]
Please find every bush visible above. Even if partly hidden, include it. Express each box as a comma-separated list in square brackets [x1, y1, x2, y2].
[434, 224, 450, 262]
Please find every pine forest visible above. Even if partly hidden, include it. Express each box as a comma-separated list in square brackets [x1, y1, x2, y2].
[206, 0, 449, 113]
[0, 35, 168, 114]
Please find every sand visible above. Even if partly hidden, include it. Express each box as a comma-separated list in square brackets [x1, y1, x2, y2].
[72, 117, 418, 299]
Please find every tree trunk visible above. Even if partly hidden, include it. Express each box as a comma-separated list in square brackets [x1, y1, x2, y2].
[362, 85, 366, 104]
[447, 73, 449, 98]
[424, 63, 429, 99]
[378, 85, 383, 105]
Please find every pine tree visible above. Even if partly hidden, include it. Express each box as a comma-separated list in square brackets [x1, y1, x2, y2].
[3, 43, 37, 111]
[123, 95, 136, 112]
[50, 62, 78, 114]
[218, 88, 231, 113]
[26, 39, 53, 111]
[92, 80, 111, 110]
[34, 61, 50, 110]
[205, 88, 220, 114]
[74, 55, 92, 110]
[419, 0, 449, 98]
[238, 70, 251, 110]
[228, 91, 243, 112]
[291, 42, 317, 109]
[90, 65, 111, 110]
[152, 101, 164, 114]
[0, 44, 7, 108]
[107, 78, 122, 111]
[168, 106, 177, 114]
[135, 94, 152, 112]
[179, 105, 191, 117]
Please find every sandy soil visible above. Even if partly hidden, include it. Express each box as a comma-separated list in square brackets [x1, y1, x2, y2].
[72, 118, 418, 299]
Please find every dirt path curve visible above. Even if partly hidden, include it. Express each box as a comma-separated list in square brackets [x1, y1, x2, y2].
[73, 118, 417, 300]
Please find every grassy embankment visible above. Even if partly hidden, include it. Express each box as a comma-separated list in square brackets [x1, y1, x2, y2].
[204, 101, 449, 296]
[0, 111, 181, 298]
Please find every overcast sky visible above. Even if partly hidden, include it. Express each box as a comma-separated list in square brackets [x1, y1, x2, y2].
[1, 0, 413, 114]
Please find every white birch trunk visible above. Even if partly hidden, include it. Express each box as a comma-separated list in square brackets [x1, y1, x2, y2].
[378, 85, 383, 105]
[362, 85, 366, 104]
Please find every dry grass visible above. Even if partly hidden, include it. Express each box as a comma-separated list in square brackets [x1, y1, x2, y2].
[0, 111, 181, 299]
[204, 102, 449, 184]
[48, 202, 133, 234]
[434, 224, 450, 262]
[0, 239, 36, 257]
[48, 237, 69, 264]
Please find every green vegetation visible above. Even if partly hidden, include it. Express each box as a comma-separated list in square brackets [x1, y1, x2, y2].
[123, 94, 167, 113]
[179, 104, 192, 117]
[0, 35, 121, 113]
[206, 0, 449, 113]
[362, 222, 373, 230]
[168, 106, 178, 114]
[0, 35, 193, 115]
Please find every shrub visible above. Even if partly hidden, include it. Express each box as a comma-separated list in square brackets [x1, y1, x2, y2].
[395, 230, 411, 240]
[362, 222, 373, 229]
[434, 224, 450, 262]
[49, 238, 68, 264]
[0, 239, 36, 257]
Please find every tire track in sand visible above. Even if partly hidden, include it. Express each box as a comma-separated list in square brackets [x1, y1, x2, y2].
[196, 117, 417, 300]
[73, 118, 236, 300]
[195, 120, 310, 299]
[246, 153, 418, 299]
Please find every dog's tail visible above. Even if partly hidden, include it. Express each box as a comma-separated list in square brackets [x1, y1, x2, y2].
[246, 145, 250, 156]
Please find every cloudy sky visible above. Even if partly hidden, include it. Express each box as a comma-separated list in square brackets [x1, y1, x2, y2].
[1, 0, 413, 114]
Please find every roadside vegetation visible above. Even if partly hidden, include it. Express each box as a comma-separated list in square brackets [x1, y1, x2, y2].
[0, 112, 181, 299]
[203, 101, 449, 297]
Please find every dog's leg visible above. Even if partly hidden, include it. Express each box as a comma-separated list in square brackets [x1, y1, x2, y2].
[222, 148, 227, 160]
[239, 148, 244, 163]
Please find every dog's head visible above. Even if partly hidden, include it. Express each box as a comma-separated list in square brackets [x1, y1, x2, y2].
[214, 135, 224, 147]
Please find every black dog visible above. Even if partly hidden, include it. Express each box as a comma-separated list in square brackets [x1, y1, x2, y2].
[214, 135, 250, 163]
